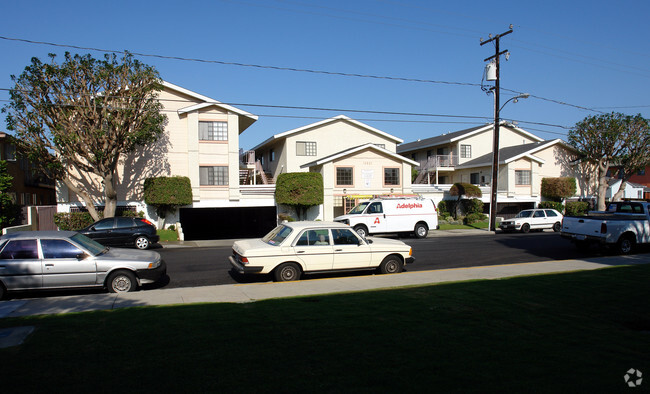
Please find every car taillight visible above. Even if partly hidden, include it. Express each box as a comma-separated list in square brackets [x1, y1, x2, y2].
[601, 223, 607, 234]
[139, 218, 154, 226]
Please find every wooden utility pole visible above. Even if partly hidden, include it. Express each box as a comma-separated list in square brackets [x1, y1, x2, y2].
[481, 27, 513, 232]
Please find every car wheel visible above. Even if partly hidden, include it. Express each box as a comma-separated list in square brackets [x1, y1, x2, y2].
[274, 263, 301, 282]
[616, 235, 635, 255]
[379, 255, 403, 274]
[553, 222, 561, 232]
[521, 223, 530, 233]
[0, 282, 5, 300]
[414, 223, 428, 239]
[135, 236, 150, 250]
[353, 225, 369, 238]
[107, 270, 137, 293]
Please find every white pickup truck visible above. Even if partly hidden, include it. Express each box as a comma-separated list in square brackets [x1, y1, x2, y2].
[561, 201, 650, 254]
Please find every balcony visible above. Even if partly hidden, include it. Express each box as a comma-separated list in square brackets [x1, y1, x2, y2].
[418, 155, 458, 171]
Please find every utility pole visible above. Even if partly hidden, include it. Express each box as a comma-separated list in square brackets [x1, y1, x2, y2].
[481, 27, 513, 232]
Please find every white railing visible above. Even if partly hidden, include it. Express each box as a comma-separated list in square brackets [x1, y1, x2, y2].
[418, 155, 458, 171]
[240, 150, 256, 165]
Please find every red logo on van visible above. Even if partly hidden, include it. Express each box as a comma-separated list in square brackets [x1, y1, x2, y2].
[397, 203, 422, 209]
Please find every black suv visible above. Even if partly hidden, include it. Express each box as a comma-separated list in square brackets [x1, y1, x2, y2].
[79, 217, 159, 250]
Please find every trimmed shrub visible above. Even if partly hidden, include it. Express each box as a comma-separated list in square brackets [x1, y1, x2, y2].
[121, 210, 145, 218]
[538, 201, 564, 213]
[541, 177, 577, 200]
[449, 183, 482, 198]
[464, 212, 487, 225]
[565, 201, 590, 216]
[462, 198, 484, 215]
[144, 176, 192, 218]
[54, 212, 95, 230]
[437, 200, 449, 217]
[275, 172, 324, 220]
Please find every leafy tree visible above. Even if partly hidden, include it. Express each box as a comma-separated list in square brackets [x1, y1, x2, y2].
[0, 160, 20, 230]
[4, 52, 167, 220]
[449, 183, 482, 219]
[143, 176, 192, 226]
[275, 172, 324, 220]
[541, 177, 577, 201]
[568, 113, 648, 211]
[610, 115, 650, 201]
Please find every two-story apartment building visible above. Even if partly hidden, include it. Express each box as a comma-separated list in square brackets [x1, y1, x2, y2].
[252, 115, 418, 220]
[57, 81, 277, 240]
[397, 122, 593, 215]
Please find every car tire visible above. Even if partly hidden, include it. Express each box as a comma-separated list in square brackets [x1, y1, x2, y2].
[521, 223, 530, 233]
[107, 270, 137, 293]
[379, 255, 403, 274]
[274, 263, 301, 282]
[353, 225, 369, 238]
[553, 222, 561, 232]
[135, 236, 150, 250]
[0, 282, 6, 300]
[616, 235, 635, 255]
[414, 223, 428, 239]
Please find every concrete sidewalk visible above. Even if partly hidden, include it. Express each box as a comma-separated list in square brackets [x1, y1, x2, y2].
[1, 252, 649, 319]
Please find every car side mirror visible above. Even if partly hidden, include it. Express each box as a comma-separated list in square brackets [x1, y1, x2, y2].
[76, 253, 88, 260]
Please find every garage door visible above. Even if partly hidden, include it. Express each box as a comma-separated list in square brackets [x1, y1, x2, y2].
[179, 206, 277, 241]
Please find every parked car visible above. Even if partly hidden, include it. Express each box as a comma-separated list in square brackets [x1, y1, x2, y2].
[79, 217, 159, 249]
[561, 201, 650, 254]
[229, 221, 414, 281]
[0, 231, 167, 299]
[334, 197, 438, 238]
[499, 209, 564, 233]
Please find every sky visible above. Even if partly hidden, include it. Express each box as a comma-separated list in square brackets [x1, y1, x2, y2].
[1, 0, 649, 150]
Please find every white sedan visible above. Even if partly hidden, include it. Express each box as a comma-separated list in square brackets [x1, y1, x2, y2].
[499, 209, 564, 233]
[229, 221, 414, 281]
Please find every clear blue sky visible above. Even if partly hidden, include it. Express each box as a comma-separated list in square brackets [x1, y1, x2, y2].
[1, 0, 649, 150]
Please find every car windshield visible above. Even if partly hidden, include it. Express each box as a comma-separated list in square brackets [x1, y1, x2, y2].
[71, 233, 108, 256]
[515, 211, 533, 218]
[348, 202, 369, 214]
[262, 225, 293, 246]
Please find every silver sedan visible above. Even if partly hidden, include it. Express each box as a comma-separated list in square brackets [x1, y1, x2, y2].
[0, 231, 167, 299]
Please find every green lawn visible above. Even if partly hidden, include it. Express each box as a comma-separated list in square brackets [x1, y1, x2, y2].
[438, 221, 490, 230]
[1, 265, 649, 392]
[156, 229, 178, 242]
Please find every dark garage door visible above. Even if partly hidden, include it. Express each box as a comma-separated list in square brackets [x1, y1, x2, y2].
[179, 206, 277, 241]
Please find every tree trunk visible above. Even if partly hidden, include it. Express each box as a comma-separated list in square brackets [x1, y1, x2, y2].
[103, 172, 118, 218]
[612, 180, 628, 201]
[62, 177, 102, 221]
[596, 160, 609, 211]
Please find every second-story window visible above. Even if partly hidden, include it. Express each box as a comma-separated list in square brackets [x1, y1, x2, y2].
[199, 166, 229, 186]
[515, 170, 531, 185]
[296, 141, 317, 156]
[270, 149, 275, 162]
[460, 144, 472, 158]
[199, 121, 228, 141]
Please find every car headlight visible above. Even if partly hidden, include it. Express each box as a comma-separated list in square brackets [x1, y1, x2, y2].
[148, 259, 161, 269]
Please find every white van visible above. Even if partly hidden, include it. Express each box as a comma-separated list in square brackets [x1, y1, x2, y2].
[334, 197, 438, 238]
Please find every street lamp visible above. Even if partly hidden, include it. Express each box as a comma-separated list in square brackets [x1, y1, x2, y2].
[488, 92, 529, 232]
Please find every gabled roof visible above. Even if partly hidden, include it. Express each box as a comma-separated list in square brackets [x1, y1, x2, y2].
[456, 139, 570, 169]
[396, 122, 544, 154]
[607, 178, 645, 188]
[162, 81, 258, 133]
[252, 115, 403, 151]
[300, 143, 419, 168]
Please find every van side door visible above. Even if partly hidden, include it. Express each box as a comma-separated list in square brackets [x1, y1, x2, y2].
[366, 202, 387, 234]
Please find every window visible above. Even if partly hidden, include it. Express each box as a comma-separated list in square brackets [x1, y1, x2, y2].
[296, 229, 330, 246]
[199, 121, 228, 141]
[515, 170, 531, 185]
[3, 143, 16, 161]
[638, 169, 646, 176]
[0, 240, 39, 260]
[470, 173, 480, 184]
[270, 149, 275, 162]
[200, 166, 229, 186]
[332, 229, 360, 245]
[460, 145, 471, 158]
[533, 211, 545, 218]
[94, 219, 115, 230]
[115, 217, 135, 229]
[545, 210, 558, 217]
[336, 167, 353, 186]
[41, 239, 84, 259]
[384, 168, 400, 186]
[296, 141, 317, 156]
[367, 202, 383, 214]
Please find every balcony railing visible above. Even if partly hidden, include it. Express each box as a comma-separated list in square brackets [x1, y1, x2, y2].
[240, 150, 256, 165]
[418, 155, 458, 171]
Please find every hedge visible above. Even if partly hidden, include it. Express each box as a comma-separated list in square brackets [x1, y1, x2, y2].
[541, 177, 577, 200]
[538, 201, 564, 213]
[565, 201, 590, 216]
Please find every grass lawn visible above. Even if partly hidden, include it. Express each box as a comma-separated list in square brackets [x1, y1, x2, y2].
[1, 265, 649, 392]
[157, 229, 178, 242]
[438, 221, 490, 230]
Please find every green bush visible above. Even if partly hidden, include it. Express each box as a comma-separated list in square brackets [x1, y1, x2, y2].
[464, 213, 488, 225]
[565, 201, 590, 216]
[121, 210, 145, 218]
[144, 176, 192, 218]
[54, 212, 95, 230]
[437, 200, 449, 217]
[538, 201, 564, 213]
[541, 177, 577, 200]
[462, 198, 484, 215]
[276, 172, 323, 219]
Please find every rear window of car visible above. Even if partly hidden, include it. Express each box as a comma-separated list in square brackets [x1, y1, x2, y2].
[262, 225, 293, 246]
[0, 239, 39, 260]
[545, 210, 558, 217]
[115, 217, 135, 228]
